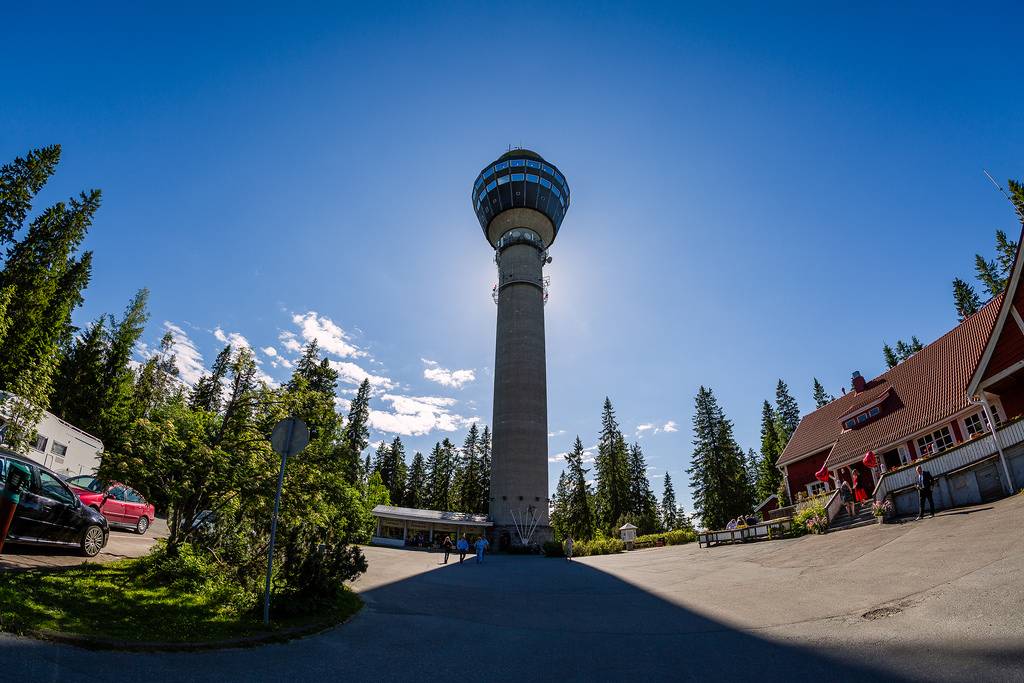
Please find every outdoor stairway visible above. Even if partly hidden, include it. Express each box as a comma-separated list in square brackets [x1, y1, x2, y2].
[829, 502, 876, 532]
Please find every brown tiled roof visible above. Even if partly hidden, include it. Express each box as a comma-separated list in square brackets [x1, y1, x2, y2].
[776, 294, 1004, 470]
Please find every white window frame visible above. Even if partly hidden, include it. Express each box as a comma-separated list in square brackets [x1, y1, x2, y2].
[916, 426, 955, 457]
[805, 481, 826, 496]
[962, 412, 986, 438]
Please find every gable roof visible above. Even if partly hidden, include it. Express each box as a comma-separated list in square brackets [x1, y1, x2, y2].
[776, 295, 1004, 470]
[968, 225, 1024, 396]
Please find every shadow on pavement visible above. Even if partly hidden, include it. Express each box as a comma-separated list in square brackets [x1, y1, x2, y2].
[0, 551, 1020, 682]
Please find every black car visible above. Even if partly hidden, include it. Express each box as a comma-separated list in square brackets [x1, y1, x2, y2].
[1, 450, 109, 557]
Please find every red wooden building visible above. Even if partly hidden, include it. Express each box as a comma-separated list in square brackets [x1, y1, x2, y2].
[776, 228, 1024, 515]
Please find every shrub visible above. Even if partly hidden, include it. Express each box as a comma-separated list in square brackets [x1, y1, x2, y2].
[871, 500, 894, 517]
[542, 541, 564, 557]
[791, 498, 828, 536]
[574, 537, 624, 557]
[634, 529, 696, 547]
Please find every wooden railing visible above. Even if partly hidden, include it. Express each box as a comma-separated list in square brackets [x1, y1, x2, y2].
[873, 417, 1024, 501]
[824, 488, 843, 524]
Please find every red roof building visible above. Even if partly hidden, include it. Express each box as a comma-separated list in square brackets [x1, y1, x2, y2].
[776, 227, 1024, 512]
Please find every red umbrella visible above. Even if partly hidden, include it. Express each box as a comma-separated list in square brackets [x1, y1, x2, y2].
[863, 450, 878, 468]
[815, 463, 830, 482]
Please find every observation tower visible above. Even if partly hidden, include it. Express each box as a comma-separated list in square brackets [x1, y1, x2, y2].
[471, 149, 570, 547]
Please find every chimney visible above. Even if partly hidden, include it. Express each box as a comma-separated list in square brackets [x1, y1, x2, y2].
[852, 370, 866, 393]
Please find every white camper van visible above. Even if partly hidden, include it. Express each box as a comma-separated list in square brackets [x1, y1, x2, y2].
[0, 391, 104, 477]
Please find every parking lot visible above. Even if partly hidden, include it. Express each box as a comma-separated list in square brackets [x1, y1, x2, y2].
[0, 517, 167, 571]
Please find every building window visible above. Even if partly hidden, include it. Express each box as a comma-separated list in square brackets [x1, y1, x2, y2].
[844, 418, 856, 429]
[51, 441, 68, 457]
[916, 426, 954, 457]
[868, 406, 880, 418]
[857, 413, 869, 424]
[483, 167, 495, 179]
[497, 175, 510, 185]
[964, 412, 985, 438]
[33, 434, 48, 452]
[982, 404, 1004, 429]
[379, 523, 404, 540]
[526, 173, 539, 183]
[511, 173, 525, 182]
[495, 161, 509, 171]
[540, 178, 551, 189]
[806, 481, 826, 496]
[510, 159, 524, 167]
[486, 180, 497, 192]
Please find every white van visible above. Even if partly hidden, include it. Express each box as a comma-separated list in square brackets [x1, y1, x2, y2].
[0, 391, 104, 477]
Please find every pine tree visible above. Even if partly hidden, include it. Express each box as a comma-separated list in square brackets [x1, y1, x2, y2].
[755, 400, 783, 502]
[975, 253, 1004, 298]
[288, 340, 337, 397]
[426, 439, 458, 511]
[379, 436, 407, 506]
[405, 451, 428, 509]
[371, 441, 390, 479]
[812, 378, 833, 409]
[190, 344, 232, 412]
[594, 398, 630, 533]
[561, 436, 595, 540]
[883, 343, 899, 370]
[626, 442, 660, 533]
[686, 386, 752, 530]
[339, 379, 372, 483]
[478, 425, 492, 512]
[550, 470, 571, 540]
[774, 380, 801, 449]
[994, 230, 1018, 280]
[0, 146, 97, 421]
[661, 472, 679, 530]
[50, 318, 107, 433]
[455, 424, 485, 513]
[952, 278, 982, 321]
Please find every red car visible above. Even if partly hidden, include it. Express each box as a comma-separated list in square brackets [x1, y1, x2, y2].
[66, 475, 156, 535]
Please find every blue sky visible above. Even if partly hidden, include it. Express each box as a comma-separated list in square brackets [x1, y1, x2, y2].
[3, 3, 1022, 514]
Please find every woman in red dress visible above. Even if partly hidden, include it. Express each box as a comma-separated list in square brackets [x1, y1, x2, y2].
[851, 468, 868, 502]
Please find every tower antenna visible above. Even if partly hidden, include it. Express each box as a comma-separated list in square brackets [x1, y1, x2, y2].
[984, 170, 1024, 223]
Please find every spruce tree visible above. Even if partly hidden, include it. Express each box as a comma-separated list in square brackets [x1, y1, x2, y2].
[190, 344, 232, 412]
[50, 318, 107, 434]
[288, 340, 337, 397]
[426, 439, 457, 511]
[812, 378, 833, 409]
[774, 380, 801, 448]
[661, 472, 679, 530]
[405, 451, 428, 509]
[550, 470, 571, 540]
[132, 330, 180, 419]
[381, 436, 407, 505]
[975, 254, 1004, 298]
[99, 288, 149, 448]
[478, 425, 492, 512]
[686, 386, 752, 530]
[0, 145, 62, 245]
[883, 343, 899, 370]
[755, 400, 783, 502]
[561, 436, 595, 540]
[340, 379, 372, 483]
[952, 278, 982, 321]
[594, 397, 629, 533]
[456, 424, 484, 513]
[626, 442, 660, 533]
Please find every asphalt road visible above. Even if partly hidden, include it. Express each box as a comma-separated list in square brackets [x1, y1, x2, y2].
[0, 517, 168, 570]
[2, 498, 1023, 681]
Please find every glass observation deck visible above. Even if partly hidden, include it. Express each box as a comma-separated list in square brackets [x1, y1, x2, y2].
[471, 149, 570, 244]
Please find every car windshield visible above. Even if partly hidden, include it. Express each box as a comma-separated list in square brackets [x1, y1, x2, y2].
[67, 475, 103, 492]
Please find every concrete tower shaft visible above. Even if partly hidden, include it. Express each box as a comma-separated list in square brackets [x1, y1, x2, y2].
[490, 237, 550, 541]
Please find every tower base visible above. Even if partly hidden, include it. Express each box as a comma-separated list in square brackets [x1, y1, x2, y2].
[490, 523, 553, 551]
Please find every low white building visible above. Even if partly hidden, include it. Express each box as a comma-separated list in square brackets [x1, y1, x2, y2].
[371, 505, 492, 547]
[0, 391, 103, 477]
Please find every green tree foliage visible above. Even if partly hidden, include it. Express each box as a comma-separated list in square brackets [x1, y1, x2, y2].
[426, 439, 457, 511]
[404, 451, 428, 509]
[478, 425, 491, 509]
[50, 318, 107, 433]
[812, 378, 833, 409]
[686, 386, 753, 530]
[551, 436, 595, 541]
[454, 423, 488, 514]
[774, 379, 801, 448]
[882, 336, 923, 369]
[375, 436, 407, 506]
[594, 398, 630, 533]
[340, 379, 372, 483]
[190, 344, 231, 413]
[0, 145, 95, 443]
[755, 400, 783, 503]
[660, 472, 681, 530]
[626, 442, 660, 534]
[131, 330, 182, 420]
[952, 278, 982, 321]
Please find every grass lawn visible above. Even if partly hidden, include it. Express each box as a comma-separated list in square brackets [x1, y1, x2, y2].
[0, 558, 362, 644]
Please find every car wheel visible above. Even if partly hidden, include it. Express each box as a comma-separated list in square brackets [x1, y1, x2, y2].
[81, 525, 104, 557]
[136, 516, 149, 535]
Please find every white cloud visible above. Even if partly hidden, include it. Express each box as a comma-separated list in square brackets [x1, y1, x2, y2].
[637, 423, 655, 433]
[663, 420, 679, 433]
[162, 322, 206, 386]
[291, 311, 364, 357]
[368, 394, 476, 436]
[330, 360, 395, 391]
[548, 452, 567, 462]
[261, 346, 277, 357]
[421, 359, 476, 389]
[213, 327, 252, 351]
[548, 430, 566, 438]
[279, 331, 303, 353]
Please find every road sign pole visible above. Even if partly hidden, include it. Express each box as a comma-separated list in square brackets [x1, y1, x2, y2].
[263, 417, 294, 625]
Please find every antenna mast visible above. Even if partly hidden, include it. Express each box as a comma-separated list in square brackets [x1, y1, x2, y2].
[984, 170, 1024, 223]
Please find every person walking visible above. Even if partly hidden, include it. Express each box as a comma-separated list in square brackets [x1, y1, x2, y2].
[474, 535, 489, 564]
[916, 465, 935, 519]
[852, 468, 868, 503]
[456, 534, 469, 563]
[441, 534, 453, 564]
[564, 535, 574, 562]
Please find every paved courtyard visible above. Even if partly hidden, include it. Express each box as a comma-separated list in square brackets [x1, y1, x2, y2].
[2, 497, 1022, 681]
